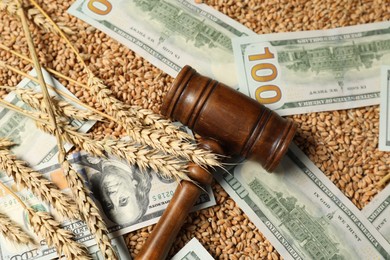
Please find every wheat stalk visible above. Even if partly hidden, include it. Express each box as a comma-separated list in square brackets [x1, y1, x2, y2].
[0, 148, 80, 220]
[0, 211, 35, 245]
[0, 179, 90, 258]
[62, 160, 117, 259]
[14, 88, 104, 121]
[16, 0, 66, 153]
[27, 208, 91, 259]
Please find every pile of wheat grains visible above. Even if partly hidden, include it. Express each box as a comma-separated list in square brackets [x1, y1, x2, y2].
[0, 0, 389, 259]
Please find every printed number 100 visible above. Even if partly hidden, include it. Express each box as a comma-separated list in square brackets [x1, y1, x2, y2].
[248, 47, 281, 105]
[87, 0, 112, 15]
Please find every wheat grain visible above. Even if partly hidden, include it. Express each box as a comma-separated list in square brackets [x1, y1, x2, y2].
[14, 88, 104, 121]
[0, 149, 80, 220]
[0, 211, 35, 245]
[27, 208, 91, 259]
[61, 160, 117, 260]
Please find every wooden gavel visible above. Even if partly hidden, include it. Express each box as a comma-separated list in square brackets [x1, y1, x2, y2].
[136, 65, 297, 259]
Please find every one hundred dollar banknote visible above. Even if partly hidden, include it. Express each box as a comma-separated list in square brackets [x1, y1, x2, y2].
[0, 69, 94, 166]
[232, 21, 390, 114]
[89, 236, 131, 260]
[214, 144, 390, 259]
[171, 238, 214, 260]
[68, 0, 255, 87]
[379, 66, 390, 151]
[0, 152, 215, 259]
[362, 184, 390, 245]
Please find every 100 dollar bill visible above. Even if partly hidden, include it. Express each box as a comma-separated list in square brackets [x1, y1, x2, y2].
[88, 237, 131, 260]
[68, 0, 255, 87]
[379, 66, 390, 151]
[362, 184, 390, 245]
[171, 238, 213, 260]
[233, 21, 390, 115]
[0, 152, 214, 259]
[215, 144, 390, 259]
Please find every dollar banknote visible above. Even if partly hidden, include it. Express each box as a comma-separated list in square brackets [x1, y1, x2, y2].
[232, 21, 390, 114]
[89, 236, 131, 260]
[214, 144, 390, 259]
[171, 238, 214, 260]
[362, 184, 390, 244]
[379, 66, 390, 151]
[0, 152, 215, 259]
[0, 69, 94, 166]
[68, 0, 255, 87]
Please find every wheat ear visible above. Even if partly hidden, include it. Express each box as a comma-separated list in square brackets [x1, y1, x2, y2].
[37, 119, 190, 181]
[0, 0, 17, 13]
[14, 88, 104, 121]
[62, 160, 117, 259]
[0, 211, 35, 245]
[0, 149, 80, 220]
[26, 6, 74, 35]
[0, 179, 90, 258]
[27, 208, 91, 259]
[0, 138, 14, 148]
[88, 75, 220, 168]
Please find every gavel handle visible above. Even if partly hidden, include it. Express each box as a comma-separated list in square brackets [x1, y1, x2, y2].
[135, 139, 222, 260]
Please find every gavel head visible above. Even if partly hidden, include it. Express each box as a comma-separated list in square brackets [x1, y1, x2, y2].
[161, 65, 297, 172]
